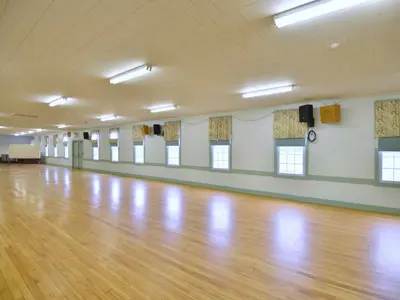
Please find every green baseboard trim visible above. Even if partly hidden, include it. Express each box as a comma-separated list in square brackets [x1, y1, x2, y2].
[82, 167, 400, 216]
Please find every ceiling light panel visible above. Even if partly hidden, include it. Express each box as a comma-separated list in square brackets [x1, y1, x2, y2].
[242, 85, 294, 99]
[149, 105, 177, 113]
[274, 0, 375, 28]
[49, 97, 68, 107]
[109, 64, 152, 84]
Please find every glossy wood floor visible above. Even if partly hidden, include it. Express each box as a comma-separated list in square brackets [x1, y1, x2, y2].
[0, 165, 400, 300]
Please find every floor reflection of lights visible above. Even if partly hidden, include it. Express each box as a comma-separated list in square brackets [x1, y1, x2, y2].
[273, 209, 307, 266]
[164, 187, 183, 232]
[208, 196, 233, 247]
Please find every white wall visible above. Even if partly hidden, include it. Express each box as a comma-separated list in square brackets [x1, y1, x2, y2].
[0, 135, 33, 155]
[42, 96, 400, 210]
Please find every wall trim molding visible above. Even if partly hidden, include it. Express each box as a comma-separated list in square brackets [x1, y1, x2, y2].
[82, 159, 378, 186]
[79, 167, 400, 215]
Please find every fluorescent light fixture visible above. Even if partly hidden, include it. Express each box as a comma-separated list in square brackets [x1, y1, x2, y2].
[27, 131, 34, 134]
[99, 115, 119, 122]
[0, 126, 7, 129]
[109, 64, 152, 84]
[242, 85, 294, 98]
[274, 0, 374, 28]
[149, 105, 177, 113]
[15, 132, 26, 136]
[56, 124, 68, 129]
[34, 128, 44, 132]
[49, 97, 68, 107]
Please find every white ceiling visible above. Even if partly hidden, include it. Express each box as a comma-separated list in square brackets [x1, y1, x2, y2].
[0, 0, 399, 134]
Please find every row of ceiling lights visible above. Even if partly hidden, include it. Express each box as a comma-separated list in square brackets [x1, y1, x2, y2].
[8, 0, 374, 135]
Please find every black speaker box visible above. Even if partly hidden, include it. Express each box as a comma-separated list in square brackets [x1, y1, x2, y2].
[153, 124, 162, 135]
[83, 132, 90, 140]
[299, 104, 315, 127]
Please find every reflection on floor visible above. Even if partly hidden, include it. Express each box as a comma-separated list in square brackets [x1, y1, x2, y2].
[0, 165, 399, 299]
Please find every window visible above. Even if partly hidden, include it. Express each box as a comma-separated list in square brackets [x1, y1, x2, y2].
[54, 147, 58, 157]
[45, 146, 48, 156]
[278, 146, 305, 175]
[93, 147, 99, 160]
[380, 152, 400, 183]
[63, 135, 69, 159]
[134, 144, 144, 164]
[111, 146, 119, 162]
[91, 131, 99, 161]
[211, 145, 230, 170]
[378, 137, 400, 184]
[110, 129, 119, 162]
[275, 139, 306, 176]
[166, 144, 180, 166]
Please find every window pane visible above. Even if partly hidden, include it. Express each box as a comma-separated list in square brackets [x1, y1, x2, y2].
[167, 146, 180, 166]
[212, 145, 230, 169]
[294, 165, 304, 175]
[395, 155, 400, 169]
[93, 147, 99, 160]
[111, 146, 119, 162]
[134, 145, 144, 164]
[278, 146, 305, 176]
[45, 146, 48, 156]
[54, 148, 58, 157]
[382, 154, 394, 169]
[294, 154, 303, 164]
[382, 169, 394, 182]
[394, 170, 400, 182]
[279, 164, 287, 174]
[65, 146, 68, 158]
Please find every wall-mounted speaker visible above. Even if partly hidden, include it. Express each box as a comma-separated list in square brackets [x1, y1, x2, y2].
[83, 132, 90, 140]
[299, 104, 315, 127]
[153, 124, 162, 135]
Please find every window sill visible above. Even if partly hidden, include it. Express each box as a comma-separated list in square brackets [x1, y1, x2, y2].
[274, 173, 307, 180]
[166, 164, 180, 168]
[211, 167, 231, 173]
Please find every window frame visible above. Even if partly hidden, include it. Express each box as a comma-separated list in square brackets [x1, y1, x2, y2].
[133, 141, 145, 164]
[376, 137, 400, 186]
[275, 138, 308, 178]
[165, 141, 181, 167]
[209, 140, 232, 171]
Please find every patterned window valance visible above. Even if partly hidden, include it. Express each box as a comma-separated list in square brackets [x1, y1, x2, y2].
[53, 135, 58, 147]
[132, 125, 145, 143]
[209, 116, 232, 141]
[375, 100, 400, 137]
[164, 121, 181, 142]
[273, 109, 307, 139]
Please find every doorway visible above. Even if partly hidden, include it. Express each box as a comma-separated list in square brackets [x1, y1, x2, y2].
[72, 140, 83, 169]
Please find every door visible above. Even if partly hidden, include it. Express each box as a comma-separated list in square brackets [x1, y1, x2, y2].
[72, 141, 84, 169]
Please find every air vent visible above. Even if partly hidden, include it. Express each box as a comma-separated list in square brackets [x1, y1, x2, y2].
[12, 113, 38, 118]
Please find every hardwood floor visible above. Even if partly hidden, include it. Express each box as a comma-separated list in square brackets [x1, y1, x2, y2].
[0, 165, 399, 299]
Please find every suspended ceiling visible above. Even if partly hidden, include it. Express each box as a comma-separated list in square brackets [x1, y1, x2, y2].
[0, 0, 399, 134]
